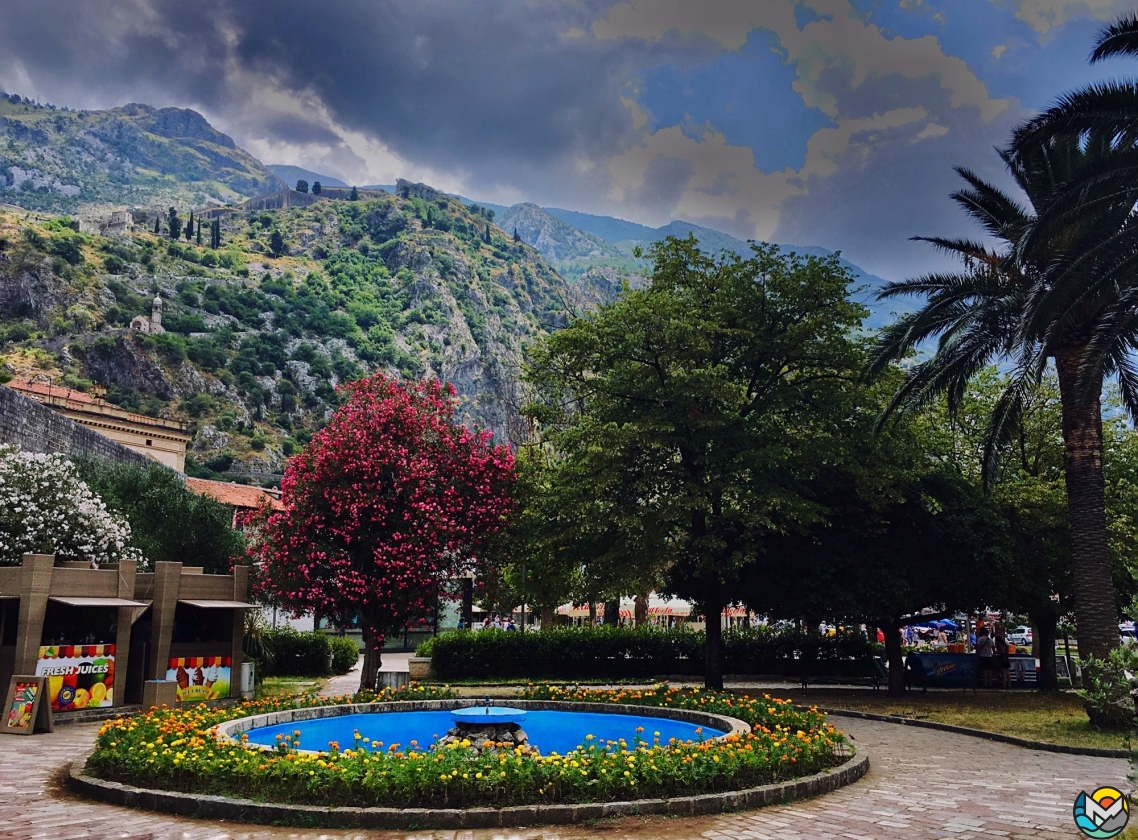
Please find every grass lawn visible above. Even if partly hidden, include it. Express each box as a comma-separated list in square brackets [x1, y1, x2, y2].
[256, 675, 329, 700]
[755, 687, 1129, 751]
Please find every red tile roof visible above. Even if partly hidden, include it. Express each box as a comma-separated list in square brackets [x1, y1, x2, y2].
[185, 477, 285, 511]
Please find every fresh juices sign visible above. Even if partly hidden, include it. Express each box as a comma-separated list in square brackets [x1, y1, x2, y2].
[35, 645, 115, 710]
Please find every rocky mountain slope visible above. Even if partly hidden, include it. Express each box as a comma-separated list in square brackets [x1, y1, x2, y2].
[267, 164, 347, 189]
[0, 186, 615, 484]
[0, 93, 281, 214]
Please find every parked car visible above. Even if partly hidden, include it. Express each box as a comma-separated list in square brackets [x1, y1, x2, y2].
[1007, 626, 1032, 645]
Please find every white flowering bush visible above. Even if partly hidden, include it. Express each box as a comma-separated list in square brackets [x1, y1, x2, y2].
[0, 445, 142, 567]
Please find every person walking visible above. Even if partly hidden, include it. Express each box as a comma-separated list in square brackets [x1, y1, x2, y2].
[994, 626, 1011, 689]
[975, 626, 995, 687]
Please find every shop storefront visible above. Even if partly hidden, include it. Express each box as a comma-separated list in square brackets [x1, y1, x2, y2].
[0, 554, 251, 710]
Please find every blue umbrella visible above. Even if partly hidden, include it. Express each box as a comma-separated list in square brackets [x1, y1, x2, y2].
[937, 619, 957, 629]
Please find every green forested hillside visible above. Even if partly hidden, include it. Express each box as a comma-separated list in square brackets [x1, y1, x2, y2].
[0, 189, 615, 483]
[0, 95, 281, 213]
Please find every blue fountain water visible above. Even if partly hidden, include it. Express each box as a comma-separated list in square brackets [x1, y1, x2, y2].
[243, 709, 724, 755]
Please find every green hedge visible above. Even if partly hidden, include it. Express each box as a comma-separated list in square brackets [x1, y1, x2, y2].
[261, 628, 359, 677]
[419, 625, 880, 680]
[330, 636, 360, 674]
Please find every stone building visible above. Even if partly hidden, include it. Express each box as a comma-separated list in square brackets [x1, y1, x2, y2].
[5, 379, 190, 470]
[129, 295, 164, 334]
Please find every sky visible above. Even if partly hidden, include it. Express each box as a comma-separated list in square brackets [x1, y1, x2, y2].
[0, 0, 1135, 280]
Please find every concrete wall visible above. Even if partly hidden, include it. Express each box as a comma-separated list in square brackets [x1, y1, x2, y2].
[0, 385, 153, 467]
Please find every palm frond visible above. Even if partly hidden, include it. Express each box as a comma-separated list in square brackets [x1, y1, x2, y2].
[1012, 81, 1138, 150]
[1091, 13, 1138, 63]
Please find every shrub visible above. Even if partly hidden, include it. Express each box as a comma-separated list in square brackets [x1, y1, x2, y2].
[0, 445, 140, 566]
[74, 459, 246, 573]
[330, 636, 360, 674]
[260, 627, 332, 677]
[421, 625, 880, 680]
[1077, 646, 1138, 730]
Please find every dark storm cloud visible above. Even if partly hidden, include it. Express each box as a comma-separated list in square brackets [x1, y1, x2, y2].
[255, 114, 343, 147]
[0, 0, 683, 190]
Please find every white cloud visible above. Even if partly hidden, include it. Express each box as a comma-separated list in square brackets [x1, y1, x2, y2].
[1001, 0, 1124, 35]
[594, 0, 1009, 238]
[594, 0, 1010, 121]
[914, 122, 950, 141]
[608, 107, 930, 239]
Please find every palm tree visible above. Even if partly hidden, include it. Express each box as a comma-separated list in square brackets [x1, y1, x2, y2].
[868, 129, 1138, 662]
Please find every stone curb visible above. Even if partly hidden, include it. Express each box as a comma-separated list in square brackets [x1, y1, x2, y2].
[67, 750, 868, 830]
[817, 707, 1130, 758]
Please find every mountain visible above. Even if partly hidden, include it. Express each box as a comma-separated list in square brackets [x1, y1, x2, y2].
[0, 94, 282, 213]
[267, 165, 347, 189]
[495, 204, 624, 264]
[502, 204, 902, 327]
[0, 184, 617, 483]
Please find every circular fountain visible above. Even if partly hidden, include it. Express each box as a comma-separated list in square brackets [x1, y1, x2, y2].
[226, 699, 743, 756]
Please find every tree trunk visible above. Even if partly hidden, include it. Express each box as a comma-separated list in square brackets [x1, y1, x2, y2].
[359, 625, 383, 692]
[634, 588, 649, 626]
[882, 620, 906, 697]
[588, 602, 596, 624]
[1033, 611, 1059, 691]
[603, 598, 620, 626]
[1055, 353, 1118, 662]
[703, 597, 725, 690]
[540, 606, 554, 630]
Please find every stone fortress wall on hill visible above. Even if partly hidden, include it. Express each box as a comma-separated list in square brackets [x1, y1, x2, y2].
[0, 384, 153, 466]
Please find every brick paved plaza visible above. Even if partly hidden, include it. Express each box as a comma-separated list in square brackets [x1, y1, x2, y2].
[1, 708, 1125, 840]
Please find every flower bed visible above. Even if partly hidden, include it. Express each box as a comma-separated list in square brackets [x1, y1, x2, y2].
[85, 684, 848, 809]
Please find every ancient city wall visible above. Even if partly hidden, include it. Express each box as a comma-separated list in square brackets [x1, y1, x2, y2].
[0, 384, 153, 466]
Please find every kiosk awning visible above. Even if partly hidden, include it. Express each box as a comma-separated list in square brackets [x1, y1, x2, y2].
[49, 596, 149, 608]
[179, 599, 256, 609]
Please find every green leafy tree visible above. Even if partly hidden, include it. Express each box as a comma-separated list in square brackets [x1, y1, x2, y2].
[296, 179, 309, 194]
[269, 229, 285, 257]
[527, 237, 866, 688]
[349, 185, 359, 201]
[312, 181, 322, 195]
[167, 207, 181, 241]
[74, 459, 246, 573]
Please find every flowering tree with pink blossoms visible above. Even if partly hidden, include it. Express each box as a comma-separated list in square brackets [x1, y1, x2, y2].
[249, 374, 515, 691]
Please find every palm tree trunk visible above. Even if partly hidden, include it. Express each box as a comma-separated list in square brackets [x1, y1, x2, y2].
[1055, 354, 1118, 662]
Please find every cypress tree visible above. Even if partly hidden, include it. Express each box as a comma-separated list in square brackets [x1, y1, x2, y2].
[349, 185, 359, 201]
[167, 207, 181, 240]
[196, 218, 202, 245]
[513, 227, 521, 243]
[312, 181, 322, 195]
[484, 224, 491, 244]
[185, 211, 194, 241]
[154, 215, 160, 234]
